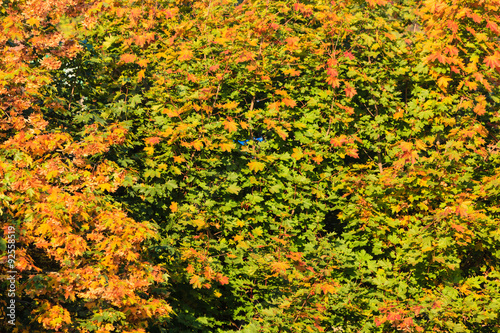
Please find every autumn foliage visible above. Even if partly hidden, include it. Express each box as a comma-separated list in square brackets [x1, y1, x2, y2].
[1, 0, 500, 332]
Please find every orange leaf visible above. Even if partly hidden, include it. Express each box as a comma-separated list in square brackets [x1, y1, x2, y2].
[320, 283, 338, 295]
[223, 101, 239, 109]
[484, 52, 500, 69]
[137, 58, 149, 67]
[120, 53, 137, 63]
[192, 140, 204, 151]
[145, 137, 161, 145]
[217, 274, 229, 285]
[224, 119, 238, 133]
[487, 20, 500, 35]
[137, 69, 145, 82]
[344, 84, 357, 98]
[178, 49, 194, 61]
[282, 98, 296, 108]
[285, 36, 300, 47]
[451, 224, 465, 233]
[189, 275, 203, 289]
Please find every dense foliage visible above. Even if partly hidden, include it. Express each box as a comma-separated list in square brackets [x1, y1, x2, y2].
[1, 0, 500, 332]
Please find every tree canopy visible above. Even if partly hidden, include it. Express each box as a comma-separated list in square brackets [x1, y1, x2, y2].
[1, 0, 500, 332]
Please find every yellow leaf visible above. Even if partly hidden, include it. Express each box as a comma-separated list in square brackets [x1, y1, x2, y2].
[173, 155, 186, 163]
[178, 49, 194, 61]
[192, 140, 204, 151]
[170, 202, 178, 212]
[192, 219, 205, 229]
[26, 17, 40, 27]
[47, 169, 58, 180]
[253, 227, 263, 237]
[223, 101, 239, 109]
[219, 142, 235, 152]
[415, 140, 426, 150]
[291, 148, 304, 160]
[276, 127, 288, 140]
[237, 240, 249, 249]
[99, 183, 112, 191]
[271, 261, 290, 273]
[437, 76, 451, 89]
[247, 160, 265, 172]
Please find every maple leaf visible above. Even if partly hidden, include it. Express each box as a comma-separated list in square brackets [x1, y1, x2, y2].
[367, 0, 388, 6]
[320, 283, 338, 295]
[327, 76, 340, 88]
[26, 17, 40, 27]
[247, 160, 265, 172]
[343, 51, 355, 60]
[219, 142, 235, 151]
[285, 36, 300, 47]
[437, 76, 451, 89]
[224, 119, 238, 132]
[190, 275, 203, 289]
[223, 101, 239, 109]
[170, 202, 178, 212]
[192, 219, 205, 229]
[312, 154, 323, 164]
[192, 140, 204, 151]
[276, 127, 288, 140]
[344, 84, 357, 98]
[137, 70, 145, 82]
[484, 52, 500, 69]
[217, 274, 229, 285]
[145, 137, 161, 145]
[428, 52, 446, 64]
[178, 49, 194, 61]
[282, 98, 296, 107]
[347, 148, 359, 158]
[282, 68, 301, 76]
[173, 155, 186, 163]
[226, 184, 241, 194]
[134, 34, 148, 47]
[271, 261, 290, 273]
[451, 224, 465, 233]
[447, 20, 458, 33]
[473, 103, 486, 115]
[120, 53, 137, 63]
[486, 20, 500, 34]
[291, 148, 304, 160]
[137, 58, 149, 67]
[268, 101, 280, 112]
